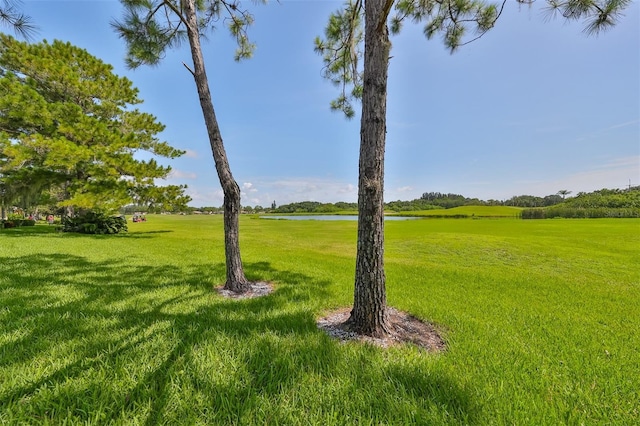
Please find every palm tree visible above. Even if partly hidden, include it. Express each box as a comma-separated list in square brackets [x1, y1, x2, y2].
[557, 190, 572, 200]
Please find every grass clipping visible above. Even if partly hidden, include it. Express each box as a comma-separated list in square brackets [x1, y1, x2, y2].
[317, 307, 446, 352]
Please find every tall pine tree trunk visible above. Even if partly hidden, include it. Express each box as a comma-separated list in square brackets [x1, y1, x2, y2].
[184, 0, 249, 292]
[348, 0, 392, 337]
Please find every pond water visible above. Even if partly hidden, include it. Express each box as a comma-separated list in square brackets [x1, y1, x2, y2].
[260, 215, 420, 221]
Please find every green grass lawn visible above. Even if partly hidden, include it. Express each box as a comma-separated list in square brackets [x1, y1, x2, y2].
[1, 215, 638, 424]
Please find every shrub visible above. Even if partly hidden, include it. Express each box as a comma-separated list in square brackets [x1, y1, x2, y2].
[2, 221, 16, 229]
[63, 211, 128, 234]
[522, 207, 640, 219]
[6, 214, 23, 226]
[521, 209, 546, 219]
[3, 214, 39, 226]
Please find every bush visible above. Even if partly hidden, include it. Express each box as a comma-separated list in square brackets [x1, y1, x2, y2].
[3, 215, 38, 226]
[521, 209, 546, 219]
[63, 211, 128, 234]
[6, 214, 22, 226]
[522, 207, 640, 219]
[1, 221, 16, 229]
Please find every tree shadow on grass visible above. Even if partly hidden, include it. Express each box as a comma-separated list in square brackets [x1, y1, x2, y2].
[0, 254, 476, 424]
[119, 230, 174, 237]
[0, 226, 173, 238]
[0, 225, 59, 236]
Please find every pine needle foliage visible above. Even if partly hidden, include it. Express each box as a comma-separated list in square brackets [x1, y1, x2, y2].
[314, 0, 365, 119]
[0, 0, 37, 40]
[112, 0, 264, 67]
[543, 0, 632, 35]
[316, 0, 633, 118]
[0, 35, 190, 213]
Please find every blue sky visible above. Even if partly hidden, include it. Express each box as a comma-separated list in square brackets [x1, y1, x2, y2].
[17, 0, 640, 207]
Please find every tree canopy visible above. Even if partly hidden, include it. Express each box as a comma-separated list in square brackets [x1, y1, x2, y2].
[316, 0, 632, 118]
[0, 35, 190, 214]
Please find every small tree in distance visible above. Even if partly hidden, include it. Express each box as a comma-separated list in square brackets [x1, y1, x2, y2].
[557, 189, 572, 200]
[113, 0, 265, 293]
[316, 0, 631, 337]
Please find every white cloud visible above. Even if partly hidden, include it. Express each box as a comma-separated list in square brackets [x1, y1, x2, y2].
[186, 156, 639, 207]
[242, 182, 258, 193]
[552, 156, 640, 193]
[183, 149, 199, 159]
[338, 184, 356, 194]
[185, 177, 356, 207]
[167, 169, 197, 180]
[475, 156, 640, 200]
[574, 119, 639, 142]
[187, 188, 224, 207]
[235, 177, 358, 206]
[385, 185, 422, 202]
[592, 156, 639, 170]
[607, 119, 640, 130]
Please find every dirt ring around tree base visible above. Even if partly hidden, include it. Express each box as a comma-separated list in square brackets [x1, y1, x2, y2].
[317, 307, 446, 352]
[215, 282, 274, 299]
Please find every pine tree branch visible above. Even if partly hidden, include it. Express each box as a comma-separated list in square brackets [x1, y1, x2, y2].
[182, 61, 195, 77]
[456, 0, 508, 48]
[377, 0, 395, 33]
[160, 0, 189, 28]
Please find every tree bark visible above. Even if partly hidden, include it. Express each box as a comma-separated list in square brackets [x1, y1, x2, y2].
[347, 0, 392, 337]
[184, 0, 249, 292]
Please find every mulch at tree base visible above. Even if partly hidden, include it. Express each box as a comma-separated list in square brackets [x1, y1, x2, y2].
[215, 282, 274, 299]
[215, 285, 445, 352]
[317, 307, 446, 352]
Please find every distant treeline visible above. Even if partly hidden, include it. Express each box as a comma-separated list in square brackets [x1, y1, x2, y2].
[137, 186, 640, 217]
[560, 187, 639, 209]
[271, 191, 568, 213]
[269, 188, 640, 217]
[522, 187, 640, 219]
[272, 201, 357, 214]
